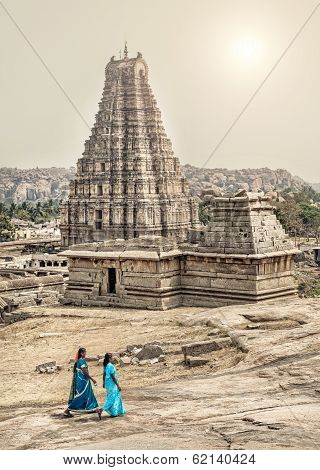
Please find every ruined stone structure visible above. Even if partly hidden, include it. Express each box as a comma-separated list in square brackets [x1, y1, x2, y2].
[0, 274, 64, 323]
[60, 48, 198, 247]
[61, 192, 299, 310]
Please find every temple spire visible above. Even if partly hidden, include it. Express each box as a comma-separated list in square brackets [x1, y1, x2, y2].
[60, 50, 199, 247]
[124, 41, 128, 59]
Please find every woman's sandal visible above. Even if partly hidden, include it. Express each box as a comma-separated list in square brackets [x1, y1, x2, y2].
[63, 410, 74, 418]
[97, 409, 102, 421]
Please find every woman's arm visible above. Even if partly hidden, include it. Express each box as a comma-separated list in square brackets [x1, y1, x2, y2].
[82, 367, 97, 385]
[111, 373, 121, 391]
[103, 371, 106, 388]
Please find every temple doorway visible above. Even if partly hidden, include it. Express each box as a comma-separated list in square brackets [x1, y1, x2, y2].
[108, 268, 116, 294]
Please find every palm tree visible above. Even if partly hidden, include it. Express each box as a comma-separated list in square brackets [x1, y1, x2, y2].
[0, 202, 8, 216]
[9, 202, 16, 218]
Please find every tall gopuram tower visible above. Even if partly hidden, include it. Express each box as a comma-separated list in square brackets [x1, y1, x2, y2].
[60, 47, 199, 247]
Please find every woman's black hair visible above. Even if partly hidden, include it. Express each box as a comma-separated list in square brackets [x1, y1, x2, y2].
[103, 353, 112, 368]
[73, 347, 86, 372]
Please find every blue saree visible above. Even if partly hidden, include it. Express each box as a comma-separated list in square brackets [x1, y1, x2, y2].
[68, 358, 98, 412]
[102, 363, 126, 416]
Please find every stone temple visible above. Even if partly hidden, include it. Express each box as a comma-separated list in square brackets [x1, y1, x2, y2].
[60, 47, 199, 247]
[60, 47, 299, 310]
[61, 191, 299, 310]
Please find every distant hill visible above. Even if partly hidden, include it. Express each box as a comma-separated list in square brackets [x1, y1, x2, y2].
[0, 165, 311, 203]
[0, 167, 75, 203]
[311, 183, 320, 193]
[182, 165, 309, 196]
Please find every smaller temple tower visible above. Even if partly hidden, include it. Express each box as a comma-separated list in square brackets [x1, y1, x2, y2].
[60, 47, 199, 247]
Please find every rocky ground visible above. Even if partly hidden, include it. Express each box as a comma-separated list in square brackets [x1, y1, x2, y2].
[1, 297, 320, 450]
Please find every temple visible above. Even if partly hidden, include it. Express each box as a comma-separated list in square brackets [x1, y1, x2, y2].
[61, 192, 299, 310]
[60, 48, 199, 247]
[59, 47, 299, 310]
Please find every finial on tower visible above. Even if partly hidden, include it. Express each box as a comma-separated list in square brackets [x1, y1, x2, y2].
[124, 41, 128, 59]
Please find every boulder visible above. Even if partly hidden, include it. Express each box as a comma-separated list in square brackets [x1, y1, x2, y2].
[207, 329, 222, 336]
[111, 355, 120, 365]
[131, 347, 142, 356]
[85, 356, 99, 362]
[206, 320, 219, 328]
[119, 356, 131, 367]
[131, 357, 140, 365]
[35, 361, 56, 372]
[186, 356, 209, 367]
[136, 344, 164, 361]
[181, 339, 231, 361]
[127, 344, 143, 354]
[139, 359, 150, 366]
[145, 341, 162, 347]
[215, 337, 233, 348]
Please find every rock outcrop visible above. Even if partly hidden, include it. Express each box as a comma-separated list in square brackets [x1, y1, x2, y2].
[0, 167, 75, 203]
[1, 298, 320, 449]
[182, 165, 308, 196]
[0, 165, 311, 204]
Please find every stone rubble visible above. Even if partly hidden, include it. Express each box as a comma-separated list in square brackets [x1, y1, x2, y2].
[35, 361, 62, 374]
[66, 342, 166, 369]
[135, 344, 164, 361]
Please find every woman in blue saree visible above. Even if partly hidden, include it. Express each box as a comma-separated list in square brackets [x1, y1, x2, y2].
[98, 353, 126, 419]
[64, 347, 99, 417]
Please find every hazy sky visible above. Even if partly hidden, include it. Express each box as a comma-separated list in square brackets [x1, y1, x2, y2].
[1, 0, 320, 182]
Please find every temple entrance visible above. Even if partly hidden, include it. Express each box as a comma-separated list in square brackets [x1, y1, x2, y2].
[100, 268, 117, 295]
[108, 268, 116, 294]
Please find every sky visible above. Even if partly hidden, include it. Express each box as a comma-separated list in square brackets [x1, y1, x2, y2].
[0, 0, 320, 182]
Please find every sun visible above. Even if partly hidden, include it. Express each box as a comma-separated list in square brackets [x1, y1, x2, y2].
[233, 37, 260, 64]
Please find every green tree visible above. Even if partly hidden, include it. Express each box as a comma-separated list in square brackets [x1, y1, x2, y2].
[0, 202, 8, 216]
[274, 197, 302, 245]
[0, 213, 14, 241]
[294, 186, 320, 204]
[299, 203, 320, 242]
[8, 202, 16, 218]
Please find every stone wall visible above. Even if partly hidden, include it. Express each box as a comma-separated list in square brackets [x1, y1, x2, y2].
[64, 253, 182, 310]
[62, 249, 297, 310]
[0, 274, 64, 317]
[181, 252, 297, 308]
